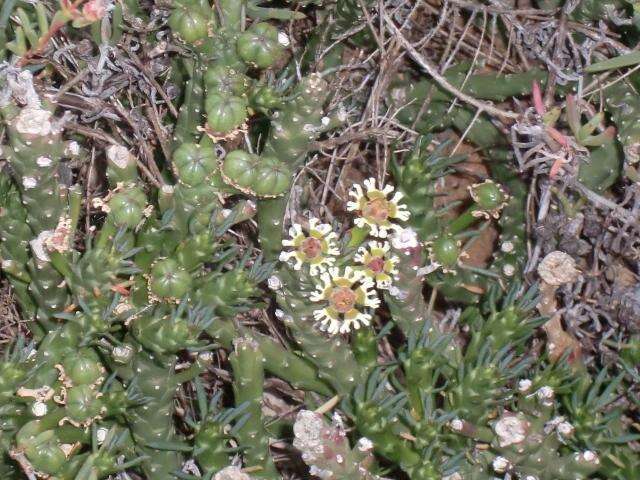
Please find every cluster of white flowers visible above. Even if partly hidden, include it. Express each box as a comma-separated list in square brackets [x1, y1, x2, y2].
[346, 178, 410, 238]
[278, 178, 411, 334]
[310, 266, 381, 334]
[279, 218, 339, 275]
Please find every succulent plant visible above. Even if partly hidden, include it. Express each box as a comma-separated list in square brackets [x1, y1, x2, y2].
[1, 2, 639, 480]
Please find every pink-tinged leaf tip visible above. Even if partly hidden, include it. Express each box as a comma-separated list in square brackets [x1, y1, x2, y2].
[532, 81, 545, 116]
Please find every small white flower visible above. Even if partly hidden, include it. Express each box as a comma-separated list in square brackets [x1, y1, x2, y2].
[277, 31, 291, 47]
[501, 241, 514, 253]
[310, 266, 380, 334]
[32, 401, 48, 417]
[106, 144, 133, 169]
[15, 106, 53, 137]
[356, 437, 374, 452]
[442, 474, 463, 480]
[389, 227, 419, 250]
[388, 285, 409, 300]
[112, 345, 133, 363]
[280, 218, 339, 275]
[536, 386, 555, 406]
[347, 178, 410, 238]
[36, 156, 52, 167]
[267, 275, 282, 291]
[96, 427, 109, 445]
[64, 141, 80, 157]
[557, 421, 575, 438]
[450, 418, 464, 432]
[22, 176, 37, 189]
[576, 450, 599, 465]
[494, 413, 528, 447]
[518, 379, 533, 393]
[354, 241, 399, 289]
[503, 263, 516, 277]
[492, 456, 510, 473]
[214, 466, 254, 480]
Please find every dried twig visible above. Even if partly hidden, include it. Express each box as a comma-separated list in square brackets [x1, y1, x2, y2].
[384, 13, 520, 120]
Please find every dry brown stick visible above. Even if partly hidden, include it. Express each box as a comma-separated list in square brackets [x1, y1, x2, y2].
[495, 9, 531, 71]
[65, 122, 119, 144]
[356, 0, 385, 54]
[51, 69, 89, 101]
[438, 5, 461, 72]
[498, 14, 514, 74]
[582, 63, 640, 98]
[414, 0, 450, 51]
[449, 0, 555, 15]
[145, 104, 172, 163]
[111, 101, 164, 187]
[384, 13, 520, 120]
[310, 128, 399, 151]
[420, 1, 518, 71]
[85, 144, 96, 234]
[571, 181, 638, 226]
[126, 49, 179, 118]
[446, 9, 487, 115]
[321, 149, 338, 206]
[442, 8, 477, 73]
[543, 9, 568, 107]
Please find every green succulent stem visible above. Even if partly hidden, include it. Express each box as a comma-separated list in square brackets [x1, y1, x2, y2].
[206, 320, 332, 395]
[256, 196, 288, 261]
[230, 338, 278, 478]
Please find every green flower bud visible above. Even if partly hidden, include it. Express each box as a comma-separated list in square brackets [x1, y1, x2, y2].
[173, 142, 218, 186]
[430, 236, 460, 269]
[149, 258, 192, 299]
[168, 1, 211, 44]
[62, 349, 103, 386]
[237, 22, 285, 69]
[252, 157, 291, 197]
[25, 438, 66, 475]
[222, 150, 259, 189]
[65, 385, 102, 424]
[204, 65, 250, 96]
[470, 180, 506, 211]
[109, 187, 147, 228]
[0, 363, 27, 400]
[250, 85, 282, 111]
[205, 94, 248, 133]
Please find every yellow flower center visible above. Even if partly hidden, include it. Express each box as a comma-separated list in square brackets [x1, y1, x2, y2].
[300, 237, 323, 259]
[367, 257, 385, 274]
[362, 198, 389, 223]
[329, 287, 357, 314]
